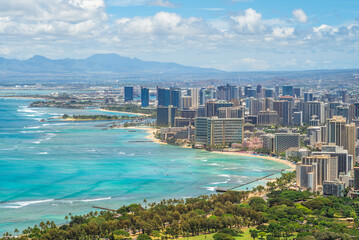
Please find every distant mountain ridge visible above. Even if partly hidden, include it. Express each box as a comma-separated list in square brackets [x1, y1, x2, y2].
[0, 54, 224, 74]
[0, 54, 358, 85]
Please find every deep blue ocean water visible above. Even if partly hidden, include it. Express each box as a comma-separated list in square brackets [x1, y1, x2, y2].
[0, 96, 287, 234]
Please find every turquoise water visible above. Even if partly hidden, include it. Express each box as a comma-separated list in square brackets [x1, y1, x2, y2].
[0, 97, 287, 234]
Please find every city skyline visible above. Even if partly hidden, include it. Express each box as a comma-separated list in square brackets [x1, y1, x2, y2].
[0, 0, 359, 71]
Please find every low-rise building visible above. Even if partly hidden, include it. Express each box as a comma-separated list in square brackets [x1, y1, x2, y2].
[323, 180, 345, 197]
[285, 147, 311, 159]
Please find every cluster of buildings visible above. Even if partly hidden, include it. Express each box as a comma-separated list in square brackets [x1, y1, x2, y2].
[122, 84, 359, 197]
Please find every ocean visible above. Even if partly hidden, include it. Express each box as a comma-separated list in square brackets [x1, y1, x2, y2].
[0, 96, 287, 234]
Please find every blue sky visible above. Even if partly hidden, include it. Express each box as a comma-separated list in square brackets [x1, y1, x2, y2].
[0, 0, 359, 71]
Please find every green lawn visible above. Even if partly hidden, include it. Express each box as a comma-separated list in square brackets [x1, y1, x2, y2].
[184, 228, 253, 240]
[184, 228, 297, 240]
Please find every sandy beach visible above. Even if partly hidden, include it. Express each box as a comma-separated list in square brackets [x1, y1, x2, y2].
[127, 126, 296, 169]
[211, 151, 296, 169]
[96, 108, 149, 116]
[126, 126, 166, 145]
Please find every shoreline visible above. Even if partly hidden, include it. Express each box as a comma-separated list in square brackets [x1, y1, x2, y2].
[128, 126, 296, 170]
[211, 151, 296, 169]
[96, 108, 149, 116]
[125, 126, 166, 145]
[0, 96, 50, 100]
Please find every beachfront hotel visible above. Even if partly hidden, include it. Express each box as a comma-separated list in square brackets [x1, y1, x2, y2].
[194, 117, 244, 147]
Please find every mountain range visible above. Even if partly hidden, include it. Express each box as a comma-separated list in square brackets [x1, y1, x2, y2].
[0, 54, 223, 75]
[0, 54, 358, 86]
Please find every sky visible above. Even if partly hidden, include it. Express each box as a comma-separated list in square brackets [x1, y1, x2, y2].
[0, 0, 359, 71]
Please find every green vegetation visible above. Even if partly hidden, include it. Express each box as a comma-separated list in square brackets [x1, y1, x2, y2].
[104, 105, 156, 116]
[62, 114, 136, 121]
[2, 172, 359, 240]
[30, 100, 95, 109]
[252, 148, 272, 155]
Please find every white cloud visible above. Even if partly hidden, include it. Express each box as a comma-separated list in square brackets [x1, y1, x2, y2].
[230, 8, 266, 34]
[0, 0, 107, 37]
[292, 8, 307, 23]
[115, 11, 212, 36]
[313, 24, 339, 37]
[106, 0, 146, 7]
[150, 0, 176, 8]
[107, 0, 176, 7]
[272, 27, 294, 38]
[0, 3, 358, 71]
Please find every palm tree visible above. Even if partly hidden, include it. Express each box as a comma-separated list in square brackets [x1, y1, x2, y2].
[39, 221, 46, 231]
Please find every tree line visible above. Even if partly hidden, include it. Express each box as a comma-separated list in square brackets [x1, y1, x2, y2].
[2, 172, 359, 240]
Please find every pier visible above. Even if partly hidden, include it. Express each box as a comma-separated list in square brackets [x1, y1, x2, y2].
[92, 206, 117, 212]
[216, 169, 287, 192]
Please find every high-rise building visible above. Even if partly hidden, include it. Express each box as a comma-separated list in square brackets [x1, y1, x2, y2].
[194, 117, 244, 147]
[207, 117, 244, 147]
[304, 92, 314, 102]
[262, 134, 275, 153]
[296, 164, 315, 189]
[345, 123, 356, 163]
[293, 112, 303, 126]
[205, 101, 233, 117]
[265, 89, 274, 98]
[313, 145, 353, 177]
[282, 100, 293, 126]
[282, 85, 293, 96]
[199, 88, 205, 105]
[307, 126, 322, 146]
[338, 90, 348, 103]
[258, 109, 278, 126]
[264, 98, 274, 110]
[181, 96, 192, 110]
[293, 87, 301, 98]
[249, 98, 264, 116]
[275, 85, 280, 97]
[335, 105, 351, 123]
[247, 89, 257, 98]
[141, 87, 149, 107]
[298, 155, 338, 190]
[157, 105, 177, 127]
[244, 85, 252, 97]
[188, 88, 199, 107]
[217, 84, 237, 101]
[273, 100, 293, 126]
[194, 117, 208, 145]
[256, 85, 262, 98]
[354, 103, 359, 119]
[170, 89, 181, 109]
[323, 180, 345, 197]
[326, 116, 347, 147]
[197, 106, 206, 117]
[174, 117, 192, 127]
[303, 101, 325, 124]
[309, 115, 320, 126]
[274, 133, 300, 153]
[124, 86, 134, 102]
[218, 107, 245, 119]
[273, 100, 284, 122]
[157, 88, 171, 106]
[180, 110, 196, 119]
[354, 167, 359, 190]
